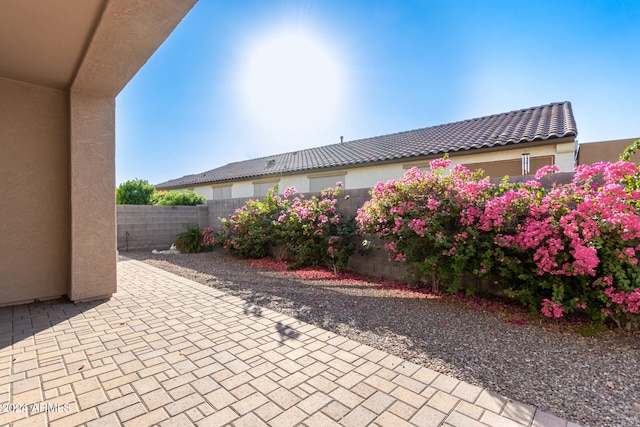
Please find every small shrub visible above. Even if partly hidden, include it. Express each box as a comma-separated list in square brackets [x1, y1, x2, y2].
[619, 138, 640, 207]
[356, 156, 494, 292]
[176, 225, 205, 253]
[579, 322, 603, 337]
[202, 227, 224, 249]
[214, 184, 356, 272]
[276, 184, 356, 273]
[217, 186, 282, 258]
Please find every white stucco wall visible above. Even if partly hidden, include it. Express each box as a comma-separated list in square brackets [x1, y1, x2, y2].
[175, 142, 575, 200]
[280, 176, 308, 193]
[235, 180, 260, 198]
[192, 176, 310, 199]
[348, 163, 406, 189]
[193, 186, 213, 199]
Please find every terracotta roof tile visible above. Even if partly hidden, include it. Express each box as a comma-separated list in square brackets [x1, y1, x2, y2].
[156, 102, 577, 189]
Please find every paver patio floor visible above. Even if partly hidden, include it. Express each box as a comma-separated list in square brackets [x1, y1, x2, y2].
[1, 258, 582, 427]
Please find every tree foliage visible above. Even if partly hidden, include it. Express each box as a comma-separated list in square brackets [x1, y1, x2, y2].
[154, 190, 205, 206]
[116, 179, 156, 205]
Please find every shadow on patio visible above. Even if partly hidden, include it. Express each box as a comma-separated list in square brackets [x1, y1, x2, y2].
[0, 258, 581, 426]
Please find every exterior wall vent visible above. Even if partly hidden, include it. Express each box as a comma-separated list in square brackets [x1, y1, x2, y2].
[521, 153, 531, 175]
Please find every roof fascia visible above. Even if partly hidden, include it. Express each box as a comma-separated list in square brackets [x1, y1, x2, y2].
[159, 135, 577, 189]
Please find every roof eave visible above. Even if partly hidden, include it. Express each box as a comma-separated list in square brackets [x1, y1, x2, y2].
[159, 134, 576, 189]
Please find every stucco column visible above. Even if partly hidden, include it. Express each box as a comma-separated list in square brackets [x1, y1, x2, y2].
[69, 90, 117, 301]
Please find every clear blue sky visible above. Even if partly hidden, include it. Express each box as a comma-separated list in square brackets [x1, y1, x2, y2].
[116, 0, 640, 186]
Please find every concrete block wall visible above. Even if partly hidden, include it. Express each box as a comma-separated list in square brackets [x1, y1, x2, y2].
[117, 205, 208, 251]
[207, 197, 253, 230]
[347, 238, 409, 281]
[204, 188, 399, 279]
[117, 175, 572, 279]
[334, 188, 372, 217]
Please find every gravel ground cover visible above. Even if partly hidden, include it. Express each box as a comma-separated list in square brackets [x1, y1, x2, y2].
[125, 249, 639, 427]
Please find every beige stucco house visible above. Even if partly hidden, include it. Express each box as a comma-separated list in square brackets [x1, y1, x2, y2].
[157, 102, 579, 199]
[577, 137, 640, 165]
[0, 0, 197, 306]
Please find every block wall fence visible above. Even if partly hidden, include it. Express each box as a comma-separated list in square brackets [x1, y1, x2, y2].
[116, 173, 575, 279]
[116, 205, 209, 252]
[116, 188, 406, 279]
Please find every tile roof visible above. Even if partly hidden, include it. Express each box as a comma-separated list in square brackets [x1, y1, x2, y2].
[156, 102, 577, 189]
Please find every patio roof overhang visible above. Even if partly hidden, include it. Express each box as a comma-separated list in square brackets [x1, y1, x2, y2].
[0, 0, 197, 306]
[0, 0, 197, 96]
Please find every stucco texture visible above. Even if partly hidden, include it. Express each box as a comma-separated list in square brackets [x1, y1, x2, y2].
[69, 92, 117, 302]
[0, 77, 70, 305]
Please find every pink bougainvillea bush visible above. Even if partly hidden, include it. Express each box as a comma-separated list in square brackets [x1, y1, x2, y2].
[204, 186, 283, 259]
[357, 154, 640, 329]
[488, 161, 640, 328]
[205, 184, 355, 273]
[356, 156, 495, 294]
[356, 159, 491, 292]
[274, 184, 356, 273]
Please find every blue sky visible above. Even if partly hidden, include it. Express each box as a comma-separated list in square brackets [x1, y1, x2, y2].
[116, 0, 640, 186]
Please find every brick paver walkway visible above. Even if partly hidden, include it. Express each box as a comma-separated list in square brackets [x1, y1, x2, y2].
[0, 258, 582, 427]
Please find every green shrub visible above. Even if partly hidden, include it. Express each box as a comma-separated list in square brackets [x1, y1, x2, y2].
[276, 184, 356, 273]
[116, 179, 156, 205]
[219, 186, 282, 259]
[202, 227, 224, 248]
[356, 156, 494, 293]
[215, 184, 356, 272]
[175, 225, 205, 253]
[154, 190, 205, 206]
[357, 155, 640, 329]
[619, 138, 640, 206]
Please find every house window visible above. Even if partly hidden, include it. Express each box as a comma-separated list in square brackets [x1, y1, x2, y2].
[253, 181, 279, 197]
[309, 175, 345, 192]
[211, 185, 231, 200]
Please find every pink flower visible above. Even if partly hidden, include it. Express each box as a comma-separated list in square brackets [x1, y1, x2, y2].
[603, 161, 638, 182]
[426, 198, 440, 211]
[570, 244, 599, 276]
[409, 218, 426, 237]
[541, 299, 564, 318]
[283, 186, 296, 198]
[573, 298, 587, 310]
[535, 164, 559, 180]
[429, 157, 452, 170]
[574, 162, 607, 182]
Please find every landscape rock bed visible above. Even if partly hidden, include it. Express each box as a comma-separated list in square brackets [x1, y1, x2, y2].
[125, 249, 640, 427]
